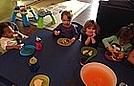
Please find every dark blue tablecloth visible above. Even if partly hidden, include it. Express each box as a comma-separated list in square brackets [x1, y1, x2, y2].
[0, 29, 84, 86]
[0, 29, 134, 86]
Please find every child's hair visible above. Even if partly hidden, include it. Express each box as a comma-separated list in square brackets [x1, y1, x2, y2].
[81, 20, 100, 34]
[61, 10, 73, 21]
[116, 23, 134, 42]
[0, 22, 9, 38]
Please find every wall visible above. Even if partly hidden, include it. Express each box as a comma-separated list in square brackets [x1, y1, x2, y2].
[0, 0, 16, 21]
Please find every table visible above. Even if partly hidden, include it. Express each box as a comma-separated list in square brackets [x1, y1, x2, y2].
[0, 29, 84, 86]
[90, 47, 134, 86]
[0, 29, 134, 86]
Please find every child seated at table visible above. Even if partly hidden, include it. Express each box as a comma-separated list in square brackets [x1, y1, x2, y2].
[53, 10, 78, 43]
[127, 46, 134, 65]
[102, 23, 134, 61]
[0, 22, 28, 55]
[81, 20, 101, 48]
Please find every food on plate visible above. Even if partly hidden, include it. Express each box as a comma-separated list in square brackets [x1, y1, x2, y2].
[82, 50, 93, 56]
[88, 50, 93, 56]
[59, 39, 70, 45]
[82, 50, 89, 55]
[60, 39, 69, 44]
[34, 79, 43, 86]
[57, 38, 72, 46]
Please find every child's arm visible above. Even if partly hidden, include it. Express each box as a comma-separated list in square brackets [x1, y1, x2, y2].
[71, 26, 79, 41]
[85, 37, 91, 45]
[6, 45, 22, 50]
[102, 35, 116, 48]
[53, 24, 61, 36]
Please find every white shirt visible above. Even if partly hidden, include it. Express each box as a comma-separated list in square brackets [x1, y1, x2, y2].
[0, 37, 17, 50]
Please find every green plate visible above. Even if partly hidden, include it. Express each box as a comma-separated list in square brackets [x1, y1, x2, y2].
[57, 38, 72, 46]
[29, 74, 50, 86]
[81, 46, 98, 63]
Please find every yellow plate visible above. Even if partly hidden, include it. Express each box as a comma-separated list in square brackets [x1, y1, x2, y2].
[29, 74, 50, 86]
[57, 38, 72, 46]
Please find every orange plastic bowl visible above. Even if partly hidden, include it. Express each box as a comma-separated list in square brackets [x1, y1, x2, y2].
[80, 62, 117, 86]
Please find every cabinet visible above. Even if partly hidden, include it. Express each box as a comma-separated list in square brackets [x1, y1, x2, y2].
[96, 1, 134, 45]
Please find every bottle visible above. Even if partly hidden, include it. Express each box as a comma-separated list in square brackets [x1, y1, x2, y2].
[28, 56, 39, 73]
[35, 36, 42, 50]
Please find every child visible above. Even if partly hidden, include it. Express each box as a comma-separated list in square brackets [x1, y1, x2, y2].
[127, 46, 134, 65]
[102, 23, 134, 61]
[0, 22, 28, 55]
[81, 20, 101, 48]
[53, 11, 78, 43]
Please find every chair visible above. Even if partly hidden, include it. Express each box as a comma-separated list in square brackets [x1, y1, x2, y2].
[5, 22, 19, 31]
[72, 22, 83, 40]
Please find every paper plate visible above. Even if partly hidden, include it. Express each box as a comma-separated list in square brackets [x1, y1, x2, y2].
[29, 74, 50, 86]
[80, 62, 117, 86]
[81, 46, 97, 63]
[57, 38, 72, 46]
[20, 45, 35, 57]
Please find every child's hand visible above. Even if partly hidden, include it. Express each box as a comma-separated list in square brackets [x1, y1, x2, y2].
[85, 32, 91, 36]
[91, 32, 96, 37]
[13, 31, 19, 37]
[118, 52, 125, 59]
[108, 46, 114, 52]
[54, 31, 60, 36]
[70, 38, 76, 43]
[15, 44, 24, 50]
[91, 37, 96, 44]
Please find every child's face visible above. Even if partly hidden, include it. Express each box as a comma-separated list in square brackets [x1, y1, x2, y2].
[2, 26, 14, 38]
[85, 26, 95, 36]
[127, 49, 134, 65]
[62, 15, 71, 28]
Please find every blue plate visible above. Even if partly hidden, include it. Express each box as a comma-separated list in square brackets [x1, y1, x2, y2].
[20, 45, 35, 57]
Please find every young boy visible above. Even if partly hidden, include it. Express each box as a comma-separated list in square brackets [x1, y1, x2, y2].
[0, 22, 28, 55]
